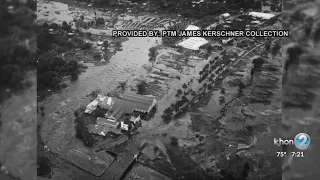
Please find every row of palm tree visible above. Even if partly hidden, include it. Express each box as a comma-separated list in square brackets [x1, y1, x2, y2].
[162, 78, 196, 123]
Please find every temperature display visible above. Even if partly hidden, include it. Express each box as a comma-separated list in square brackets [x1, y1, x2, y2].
[277, 152, 287, 157]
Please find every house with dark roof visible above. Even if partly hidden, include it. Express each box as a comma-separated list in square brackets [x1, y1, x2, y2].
[87, 117, 121, 135]
[96, 117, 119, 127]
[112, 93, 157, 114]
[106, 108, 126, 122]
[87, 124, 121, 136]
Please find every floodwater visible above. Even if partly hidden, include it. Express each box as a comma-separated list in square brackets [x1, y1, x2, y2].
[37, 0, 202, 144]
[37, 0, 185, 178]
[48, 36, 158, 101]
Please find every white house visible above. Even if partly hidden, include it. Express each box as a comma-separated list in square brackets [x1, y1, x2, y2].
[84, 95, 115, 114]
[248, 12, 275, 20]
[120, 121, 129, 131]
[129, 116, 140, 125]
[178, 37, 209, 51]
[185, 25, 200, 31]
[85, 100, 99, 114]
[220, 13, 230, 18]
[222, 38, 234, 45]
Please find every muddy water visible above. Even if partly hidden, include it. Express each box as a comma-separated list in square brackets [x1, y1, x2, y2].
[40, 36, 160, 151]
[37, 1, 166, 177]
[51, 36, 158, 99]
[38, 0, 162, 109]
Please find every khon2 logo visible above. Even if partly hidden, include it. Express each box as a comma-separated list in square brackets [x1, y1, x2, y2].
[274, 133, 311, 150]
[294, 133, 311, 150]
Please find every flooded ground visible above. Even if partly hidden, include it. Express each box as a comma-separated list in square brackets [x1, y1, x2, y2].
[37, 0, 282, 179]
[37, 0, 181, 178]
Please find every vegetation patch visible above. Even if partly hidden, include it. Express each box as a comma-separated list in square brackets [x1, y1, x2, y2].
[37, 23, 87, 101]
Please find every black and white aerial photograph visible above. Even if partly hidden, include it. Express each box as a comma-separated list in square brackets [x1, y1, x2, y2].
[34, 0, 284, 180]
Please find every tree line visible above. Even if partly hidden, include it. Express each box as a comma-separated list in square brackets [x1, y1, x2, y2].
[37, 22, 88, 100]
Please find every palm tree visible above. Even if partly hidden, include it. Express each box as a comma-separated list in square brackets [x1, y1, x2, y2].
[175, 89, 183, 98]
[119, 81, 127, 92]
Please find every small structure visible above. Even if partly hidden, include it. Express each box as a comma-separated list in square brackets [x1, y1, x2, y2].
[177, 37, 209, 51]
[49, 29, 54, 34]
[129, 116, 140, 125]
[205, 23, 218, 30]
[120, 121, 129, 131]
[67, 32, 75, 37]
[85, 95, 114, 114]
[248, 12, 275, 20]
[220, 13, 230, 18]
[99, 96, 115, 109]
[222, 38, 234, 45]
[117, 114, 140, 131]
[185, 25, 200, 31]
[85, 100, 99, 114]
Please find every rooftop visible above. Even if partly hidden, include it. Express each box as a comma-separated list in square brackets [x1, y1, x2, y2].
[185, 25, 200, 31]
[248, 12, 275, 19]
[178, 37, 209, 51]
[97, 117, 118, 127]
[121, 93, 155, 105]
[87, 124, 121, 135]
[99, 96, 115, 109]
[113, 98, 150, 113]
[221, 13, 230, 17]
[109, 108, 125, 121]
[85, 100, 99, 114]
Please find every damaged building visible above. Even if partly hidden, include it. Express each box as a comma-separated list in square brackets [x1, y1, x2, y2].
[85, 93, 157, 135]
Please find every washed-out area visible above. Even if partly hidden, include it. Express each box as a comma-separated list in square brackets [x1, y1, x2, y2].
[132, 42, 282, 179]
[37, 0, 282, 179]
